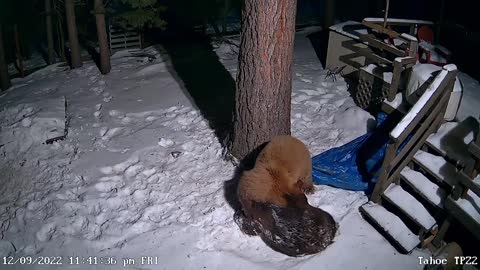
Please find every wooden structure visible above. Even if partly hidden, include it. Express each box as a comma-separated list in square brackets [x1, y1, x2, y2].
[109, 26, 142, 53]
[325, 18, 431, 76]
[360, 64, 463, 254]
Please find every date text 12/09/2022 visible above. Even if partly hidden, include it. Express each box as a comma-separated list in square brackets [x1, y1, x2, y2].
[2, 256, 160, 266]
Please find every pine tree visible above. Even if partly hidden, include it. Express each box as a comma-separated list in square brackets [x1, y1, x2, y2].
[229, 0, 297, 160]
[94, 0, 110, 74]
[65, 0, 82, 68]
[116, 0, 166, 30]
[45, 0, 55, 64]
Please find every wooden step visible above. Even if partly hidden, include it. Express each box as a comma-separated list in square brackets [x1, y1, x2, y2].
[360, 202, 420, 253]
[400, 167, 446, 208]
[413, 150, 458, 187]
[382, 183, 437, 231]
[425, 120, 476, 167]
[445, 189, 480, 240]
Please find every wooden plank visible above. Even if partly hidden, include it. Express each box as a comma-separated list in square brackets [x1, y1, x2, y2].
[390, 114, 445, 182]
[359, 34, 407, 56]
[371, 141, 398, 202]
[390, 91, 450, 167]
[413, 150, 458, 187]
[383, 184, 437, 231]
[363, 17, 434, 26]
[360, 202, 420, 253]
[339, 53, 365, 70]
[341, 40, 393, 66]
[390, 68, 457, 143]
[111, 36, 141, 43]
[445, 196, 480, 240]
[362, 20, 401, 38]
[387, 59, 403, 101]
[111, 42, 141, 49]
[400, 167, 446, 208]
[458, 171, 480, 197]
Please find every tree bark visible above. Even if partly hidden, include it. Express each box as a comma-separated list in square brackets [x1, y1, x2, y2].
[229, 0, 297, 160]
[0, 24, 11, 91]
[13, 24, 25, 77]
[65, 0, 82, 68]
[94, 0, 111, 74]
[45, 0, 55, 64]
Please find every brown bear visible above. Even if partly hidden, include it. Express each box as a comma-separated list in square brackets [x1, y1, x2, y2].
[235, 135, 337, 256]
[237, 135, 314, 215]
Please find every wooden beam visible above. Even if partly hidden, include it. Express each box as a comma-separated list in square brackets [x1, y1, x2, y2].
[371, 141, 398, 202]
[359, 34, 407, 56]
[390, 92, 450, 167]
[362, 20, 401, 38]
[391, 69, 457, 143]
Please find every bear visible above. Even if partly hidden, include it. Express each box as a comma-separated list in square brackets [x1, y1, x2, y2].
[237, 135, 314, 216]
[235, 135, 337, 257]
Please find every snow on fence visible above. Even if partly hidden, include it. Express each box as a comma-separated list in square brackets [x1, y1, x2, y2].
[109, 26, 142, 53]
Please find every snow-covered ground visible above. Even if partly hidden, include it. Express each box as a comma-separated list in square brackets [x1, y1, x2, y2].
[0, 29, 435, 269]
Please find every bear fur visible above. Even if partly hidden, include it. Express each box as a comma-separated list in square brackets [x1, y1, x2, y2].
[237, 135, 314, 216]
[235, 135, 337, 256]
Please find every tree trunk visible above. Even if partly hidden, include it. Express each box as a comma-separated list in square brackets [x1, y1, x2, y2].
[324, 0, 335, 28]
[229, 0, 297, 160]
[94, 0, 111, 74]
[57, 13, 66, 62]
[45, 0, 55, 64]
[13, 24, 25, 77]
[0, 24, 11, 91]
[65, 0, 82, 68]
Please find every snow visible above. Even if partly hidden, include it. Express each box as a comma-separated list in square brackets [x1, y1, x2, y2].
[328, 21, 368, 40]
[405, 63, 462, 121]
[384, 92, 406, 111]
[383, 184, 437, 230]
[0, 32, 428, 269]
[401, 167, 446, 208]
[361, 64, 393, 84]
[452, 186, 480, 224]
[413, 150, 458, 187]
[391, 67, 451, 139]
[456, 72, 480, 122]
[426, 120, 476, 167]
[363, 18, 433, 25]
[361, 202, 420, 253]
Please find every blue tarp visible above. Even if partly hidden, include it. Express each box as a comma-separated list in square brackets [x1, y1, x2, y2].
[312, 112, 403, 192]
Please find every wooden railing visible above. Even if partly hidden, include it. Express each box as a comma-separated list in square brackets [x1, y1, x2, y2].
[371, 64, 458, 202]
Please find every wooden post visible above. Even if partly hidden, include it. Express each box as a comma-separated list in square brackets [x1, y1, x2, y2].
[383, 0, 390, 29]
[371, 141, 397, 202]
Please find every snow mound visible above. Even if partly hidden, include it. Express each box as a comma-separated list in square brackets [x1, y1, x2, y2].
[0, 96, 66, 154]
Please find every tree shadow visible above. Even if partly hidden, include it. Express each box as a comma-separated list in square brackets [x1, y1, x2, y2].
[306, 29, 329, 68]
[85, 44, 102, 72]
[162, 36, 236, 147]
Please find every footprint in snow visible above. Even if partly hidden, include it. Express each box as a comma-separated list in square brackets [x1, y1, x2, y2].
[298, 89, 321, 96]
[300, 78, 313, 83]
